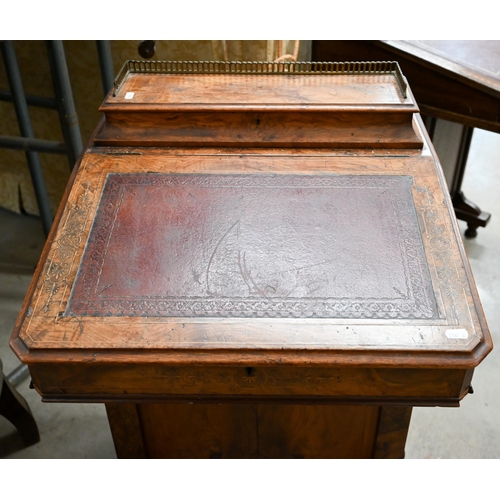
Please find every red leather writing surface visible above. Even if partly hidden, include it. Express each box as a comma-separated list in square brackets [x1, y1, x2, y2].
[66, 173, 437, 319]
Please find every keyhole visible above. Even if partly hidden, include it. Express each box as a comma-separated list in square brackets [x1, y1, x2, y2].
[245, 367, 254, 376]
[256, 119, 261, 125]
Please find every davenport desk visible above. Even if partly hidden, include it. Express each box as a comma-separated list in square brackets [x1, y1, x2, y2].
[10, 61, 492, 458]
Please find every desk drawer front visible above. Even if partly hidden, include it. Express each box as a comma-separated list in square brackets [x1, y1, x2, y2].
[30, 363, 471, 406]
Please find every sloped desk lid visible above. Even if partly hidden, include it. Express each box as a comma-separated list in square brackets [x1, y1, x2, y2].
[12, 146, 491, 368]
[10, 63, 491, 369]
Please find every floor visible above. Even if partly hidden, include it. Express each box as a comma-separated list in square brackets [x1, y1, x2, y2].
[1, 129, 499, 459]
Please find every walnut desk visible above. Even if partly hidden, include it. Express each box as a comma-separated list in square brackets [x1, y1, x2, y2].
[10, 61, 492, 458]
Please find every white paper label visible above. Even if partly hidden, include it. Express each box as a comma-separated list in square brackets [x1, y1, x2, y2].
[125, 92, 135, 99]
[445, 328, 469, 339]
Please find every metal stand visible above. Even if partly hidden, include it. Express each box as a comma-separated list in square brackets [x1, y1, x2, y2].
[96, 41, 115, 95]
[45, 41, 83, 169]
[1, 41, 53, 235]
[1, 41, 114, 228]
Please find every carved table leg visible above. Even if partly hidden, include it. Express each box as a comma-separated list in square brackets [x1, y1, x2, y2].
[453, 191, 491, 238]
[423, 117, 491, 238]
[0, 369, 40, 446]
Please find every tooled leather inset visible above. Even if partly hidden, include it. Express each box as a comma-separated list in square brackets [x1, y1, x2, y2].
[65, 173, 438, 319]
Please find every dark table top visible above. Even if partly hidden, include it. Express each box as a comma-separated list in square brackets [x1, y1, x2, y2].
[312, 40, 500, 132]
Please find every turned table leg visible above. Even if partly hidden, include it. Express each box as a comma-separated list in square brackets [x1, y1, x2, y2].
[423, 117, 491, 238]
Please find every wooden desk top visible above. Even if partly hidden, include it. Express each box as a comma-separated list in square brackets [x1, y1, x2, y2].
[382, 41, 500, 97]
[312, 41, 500, 132]
[10, 62, 492, 405]
[12, 141, 490, 367]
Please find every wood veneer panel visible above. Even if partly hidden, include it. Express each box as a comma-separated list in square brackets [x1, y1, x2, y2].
[107, 72, 410, 108]
[29, 363, 471, 405]
[257, 404, 379, 458]
[373, 406, 413, 459]
[105, 403, 147, 459]
[137, 403, 258, 458]
[95, 111, 422, 148]
[134, 403, 380, 458]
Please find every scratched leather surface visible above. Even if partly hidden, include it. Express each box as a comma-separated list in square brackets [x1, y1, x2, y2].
[66, 173, 438, 319]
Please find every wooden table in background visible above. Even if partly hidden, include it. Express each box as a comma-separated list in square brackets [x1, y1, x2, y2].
[313, 40, 500, 237]
[10, 60, 492, 458]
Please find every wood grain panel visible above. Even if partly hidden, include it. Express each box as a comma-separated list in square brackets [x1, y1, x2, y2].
[373, 406, 413, 459]
[107, 72, 410, 108]
[116, 403, 381, 458]
[137, 403, 258, 458]
[28, 363, 472, 406]
[105, 403, 146, 458]
[95, 111, 422, 148]
[257, 404, 379, 458]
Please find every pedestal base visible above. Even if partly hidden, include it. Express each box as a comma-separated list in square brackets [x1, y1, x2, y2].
[106, 403, 412, 459]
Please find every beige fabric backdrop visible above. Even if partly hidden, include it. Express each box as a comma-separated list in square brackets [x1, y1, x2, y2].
[0, 40, 311, 216]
